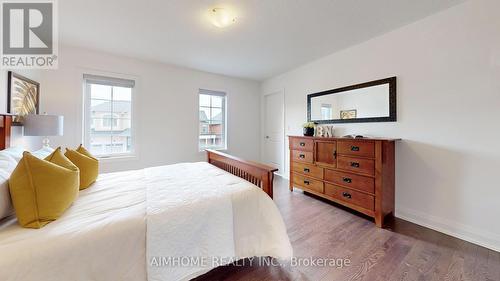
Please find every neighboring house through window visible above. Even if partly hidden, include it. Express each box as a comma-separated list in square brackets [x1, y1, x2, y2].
[199, 89, 226, 151]
[102, 113, 119, 128]
[83, 74, 135, 158]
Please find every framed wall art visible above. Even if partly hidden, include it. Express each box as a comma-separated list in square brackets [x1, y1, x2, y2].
[7, 71, 40, 125]
[340, 109, 357, 120]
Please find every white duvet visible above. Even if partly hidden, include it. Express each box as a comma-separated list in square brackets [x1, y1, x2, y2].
[0, 162, 292, 281]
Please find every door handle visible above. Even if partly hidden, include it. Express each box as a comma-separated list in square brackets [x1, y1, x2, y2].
[342, 192, 352, 199]
[342, 177, 352, 183]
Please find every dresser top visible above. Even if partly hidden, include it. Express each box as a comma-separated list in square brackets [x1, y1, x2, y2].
[288, 135, 401, 142]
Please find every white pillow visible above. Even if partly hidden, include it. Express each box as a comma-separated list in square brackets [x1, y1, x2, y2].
[2, 146, 24, 162]
[32, 146, 55, 159]
[2, 146, 54, 162]
[0, 152, 18, 220]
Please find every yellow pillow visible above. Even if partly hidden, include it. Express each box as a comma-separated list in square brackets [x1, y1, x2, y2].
[65, 145, 98, 190]
[9, 148, 80, 228]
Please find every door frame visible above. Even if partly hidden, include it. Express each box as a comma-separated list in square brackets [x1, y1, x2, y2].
[261, 89, 286, 178]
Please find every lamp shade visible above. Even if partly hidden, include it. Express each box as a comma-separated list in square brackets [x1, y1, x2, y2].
[24, 114, 64, 136]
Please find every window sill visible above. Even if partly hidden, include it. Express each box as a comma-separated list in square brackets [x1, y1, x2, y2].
[199, 147, 227, 153]
[97, 154, 138, 163]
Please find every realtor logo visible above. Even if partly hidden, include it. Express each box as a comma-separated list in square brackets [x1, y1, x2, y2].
[1, 0, 58, 69]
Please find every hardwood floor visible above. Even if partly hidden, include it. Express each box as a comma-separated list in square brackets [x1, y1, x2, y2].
[195, 176, 500, 281]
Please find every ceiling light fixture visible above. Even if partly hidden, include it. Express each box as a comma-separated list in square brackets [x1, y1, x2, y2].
[210, 8, 236, 28]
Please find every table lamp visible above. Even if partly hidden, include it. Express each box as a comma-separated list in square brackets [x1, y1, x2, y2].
[23, 114, 64, 148]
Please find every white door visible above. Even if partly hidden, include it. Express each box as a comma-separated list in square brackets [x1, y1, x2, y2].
[263, 92, 284, 175]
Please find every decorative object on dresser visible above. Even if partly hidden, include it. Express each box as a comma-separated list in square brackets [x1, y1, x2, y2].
[315, 125, 334, 137]
[302, 122, 315, 136]
[340, 109, 357, 119]
[7, 71, 40, 125]
[289, 135, 399, 227]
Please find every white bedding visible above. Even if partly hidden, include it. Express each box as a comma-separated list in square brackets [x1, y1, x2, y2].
[0, 162, 292, 281]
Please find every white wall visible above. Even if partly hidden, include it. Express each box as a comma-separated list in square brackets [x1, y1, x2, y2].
[1, 45, 261, 172]
[262, 0, 500, 251]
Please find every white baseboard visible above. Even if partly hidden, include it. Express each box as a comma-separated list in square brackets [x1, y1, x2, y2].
[279, 175, 499, 252]
[274, 172, 288, 179]
[396, 207, 500, 252]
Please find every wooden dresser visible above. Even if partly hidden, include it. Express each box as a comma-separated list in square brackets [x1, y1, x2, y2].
[289, 135, 397, 227]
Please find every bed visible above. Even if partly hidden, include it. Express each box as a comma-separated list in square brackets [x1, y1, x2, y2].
[0, 115, 293, 281]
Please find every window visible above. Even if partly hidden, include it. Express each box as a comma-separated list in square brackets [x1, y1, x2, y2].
[321, 104, 332, 120]
[84, 74, 135, 158]
[199, 89, 226, 151]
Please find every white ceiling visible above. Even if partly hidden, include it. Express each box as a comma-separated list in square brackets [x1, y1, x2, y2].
[60, 0, 465, 81]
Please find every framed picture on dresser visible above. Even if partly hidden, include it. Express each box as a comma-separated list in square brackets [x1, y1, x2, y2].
[7, 71, 40, 125]
[340, 109, 357, 119]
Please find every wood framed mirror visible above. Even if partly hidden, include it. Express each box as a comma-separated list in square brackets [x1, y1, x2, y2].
[307, 77, 397, 124]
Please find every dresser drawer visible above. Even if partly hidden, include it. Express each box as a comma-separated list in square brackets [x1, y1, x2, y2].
[324, 170, 374, 194]
[324, 184, 374, 211]
[337, 156, 375, 176]
[292, 162, 323, 179]
[338, 141, 375, 158]
[293, 174, 324, 193]
[290, 138, 314, 151]
[291, 150, 313, 163]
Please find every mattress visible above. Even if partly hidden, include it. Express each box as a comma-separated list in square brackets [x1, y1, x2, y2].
[0, 162, 292, 281]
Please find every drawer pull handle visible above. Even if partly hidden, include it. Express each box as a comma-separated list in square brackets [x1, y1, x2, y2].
[303, 168, 310, 173]
[299, 142, 306, 146]
[342, 192, 352, 199]
[351, 146, 360, 151]
[303, 180, 310, 185]
[342, 177, 352, 183]
[350, 162, 360, 168]
[299, 154, 305, 159]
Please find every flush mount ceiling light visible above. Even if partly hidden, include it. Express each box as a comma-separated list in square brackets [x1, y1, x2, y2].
[209, 8, 236, 28]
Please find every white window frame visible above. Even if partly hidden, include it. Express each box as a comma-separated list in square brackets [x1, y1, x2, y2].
[321, 103, 332, 120]
[83, 74, 136, 159]
[198, 89, 227, 152]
